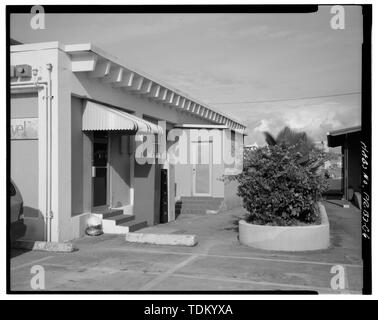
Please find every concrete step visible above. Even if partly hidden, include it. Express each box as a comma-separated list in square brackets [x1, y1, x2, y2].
[104, 214, 135, 225]
[177, 208, 219, 215]
[180, 197, 223, 203]
[92, 208, 124, 219]
[102, 214, 135, 234]
[92, 206, 147, 234]
[176, 200, 223, 206]
[102, 221, 148, 234]
[178, 203, 222, 210]
[102, 210, 124, 219]
[176, 197, 224, 215]
[118, 219, 148, 232]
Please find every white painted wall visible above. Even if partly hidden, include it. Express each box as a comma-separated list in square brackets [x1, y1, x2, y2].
[11, 42, 245, 241]
[11, 43, 61, 241]
[175, 128, 225, 199]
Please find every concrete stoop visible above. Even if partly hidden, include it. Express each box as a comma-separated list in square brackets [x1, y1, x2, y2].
[93, 208, 147, 234]
[176, 197, 224, 215]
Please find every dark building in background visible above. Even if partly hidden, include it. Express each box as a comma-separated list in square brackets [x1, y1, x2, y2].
[327, 126, 361, 202]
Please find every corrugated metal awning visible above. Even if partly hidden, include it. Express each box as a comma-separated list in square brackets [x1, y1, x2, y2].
[82, 100, 163, 134]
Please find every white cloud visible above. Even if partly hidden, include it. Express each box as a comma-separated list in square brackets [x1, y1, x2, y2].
[241, 99, 360, 146]
[254, 119, 273, 133]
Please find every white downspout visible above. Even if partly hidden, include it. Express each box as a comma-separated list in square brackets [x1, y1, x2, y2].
[45, 63, 53, 242]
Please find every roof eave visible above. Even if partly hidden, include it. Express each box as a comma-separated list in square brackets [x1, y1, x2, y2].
[64, 43, 246, 133]
[327, 125, 361, 147]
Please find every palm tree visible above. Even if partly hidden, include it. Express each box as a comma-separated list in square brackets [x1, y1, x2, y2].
[263, 126, 314, 156]
[263, 126, 324, 173]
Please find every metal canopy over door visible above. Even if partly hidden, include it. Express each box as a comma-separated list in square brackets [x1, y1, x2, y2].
[192, 141, 212, 196]
[92, 131, 109, 208]
[82, 100, 165, 210]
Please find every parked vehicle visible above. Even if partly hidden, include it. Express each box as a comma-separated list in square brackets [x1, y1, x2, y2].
[10, 180, 26, 242]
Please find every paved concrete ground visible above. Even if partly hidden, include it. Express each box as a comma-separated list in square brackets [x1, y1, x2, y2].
[10, 202, 363, 293]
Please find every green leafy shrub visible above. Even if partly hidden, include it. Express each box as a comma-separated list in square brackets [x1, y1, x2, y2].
[231, 144, 329, 226]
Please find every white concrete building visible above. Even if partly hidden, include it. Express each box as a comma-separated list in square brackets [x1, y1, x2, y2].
[10, 42, 246, 242]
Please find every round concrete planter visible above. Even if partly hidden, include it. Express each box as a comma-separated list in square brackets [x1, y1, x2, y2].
[239, 202, 330, 251]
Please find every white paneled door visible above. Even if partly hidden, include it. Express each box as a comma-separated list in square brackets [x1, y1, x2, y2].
[192, 141, 212, 196]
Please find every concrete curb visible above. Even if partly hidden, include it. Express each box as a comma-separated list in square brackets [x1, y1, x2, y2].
[125, 233, 198, 247]
[12, 240, 75, 253]
[239, 202, 330, 251]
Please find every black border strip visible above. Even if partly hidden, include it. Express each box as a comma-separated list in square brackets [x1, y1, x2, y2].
[6, 4, 372, 295]
[7, 5, 318, 14]
[361, 4, 372, 295]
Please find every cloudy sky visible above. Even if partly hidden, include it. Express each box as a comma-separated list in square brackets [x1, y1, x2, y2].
[11, 6, 362, 145]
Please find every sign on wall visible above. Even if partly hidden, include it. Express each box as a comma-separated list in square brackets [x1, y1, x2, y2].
[10, 118, 38, 140]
